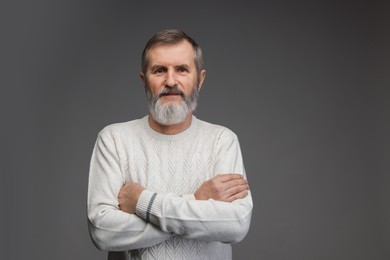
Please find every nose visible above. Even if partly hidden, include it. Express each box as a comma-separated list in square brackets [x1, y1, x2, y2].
[165, 68, 177, 87]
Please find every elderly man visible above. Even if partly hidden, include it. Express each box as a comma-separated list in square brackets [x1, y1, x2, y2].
[87, 29, 253, 260]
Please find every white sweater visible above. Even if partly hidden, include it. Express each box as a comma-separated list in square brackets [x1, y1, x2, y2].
[87, 115, 253, 260]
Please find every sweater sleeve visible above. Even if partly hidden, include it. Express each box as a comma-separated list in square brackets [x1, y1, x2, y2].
[135, 129, 253, 244]
[87, 129, 171, 251]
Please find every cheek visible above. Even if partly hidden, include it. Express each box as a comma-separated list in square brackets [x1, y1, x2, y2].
[146, 78, 163, 92]
[183, 78, 198, 92]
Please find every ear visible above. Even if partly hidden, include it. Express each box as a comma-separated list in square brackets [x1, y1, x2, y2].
[197, 70, 206, 92]
[140, 72, 145, 81]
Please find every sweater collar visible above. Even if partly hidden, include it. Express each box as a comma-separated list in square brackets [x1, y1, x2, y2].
[142, 115, 198, 141]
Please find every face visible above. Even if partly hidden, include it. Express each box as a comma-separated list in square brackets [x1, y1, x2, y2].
[141, 40, 206, 125]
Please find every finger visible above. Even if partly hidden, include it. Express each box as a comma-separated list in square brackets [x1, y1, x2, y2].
[225, 183, 249, 197]
[122, 182, 142, 192]
[217, 173, 243, 182]
[223, 179, 248, 190]
[226, 189, 249, 202]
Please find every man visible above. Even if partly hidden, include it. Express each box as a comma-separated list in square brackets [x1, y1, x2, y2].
[88, 29, 253, 260]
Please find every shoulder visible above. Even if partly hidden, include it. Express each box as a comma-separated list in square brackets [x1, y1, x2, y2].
[195, 117, 239, 143]
[97, 117, 145, 140]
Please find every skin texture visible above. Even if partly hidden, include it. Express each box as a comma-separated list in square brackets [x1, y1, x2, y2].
[118, 40, 249, 214]
[194, 174, 249, 202]
[118, 183, 145, 214]
[140, 40, 206, 135]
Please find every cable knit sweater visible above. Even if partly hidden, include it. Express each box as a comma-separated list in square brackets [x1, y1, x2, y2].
[87, 115, 253, 260]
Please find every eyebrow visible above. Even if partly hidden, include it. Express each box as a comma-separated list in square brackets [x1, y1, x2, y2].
[150, 65, 166, 71]
[175, 64, 190, 69]
[150, 64, 190, 71]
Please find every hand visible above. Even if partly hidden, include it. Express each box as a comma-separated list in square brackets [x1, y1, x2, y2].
[118, 183, 145, 214]
[194, 174, 249, 202]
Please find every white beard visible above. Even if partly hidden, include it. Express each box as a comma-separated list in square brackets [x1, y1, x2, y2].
[146, 86, 199, 126]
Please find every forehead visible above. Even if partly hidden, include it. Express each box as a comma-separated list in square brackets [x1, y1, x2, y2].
[147, 40, 195, 67]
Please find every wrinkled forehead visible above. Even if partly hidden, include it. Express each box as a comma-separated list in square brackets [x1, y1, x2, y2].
[146, 41, 196, 68]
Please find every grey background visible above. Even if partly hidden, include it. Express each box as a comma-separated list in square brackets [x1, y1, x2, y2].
[2, 1, 389, 259]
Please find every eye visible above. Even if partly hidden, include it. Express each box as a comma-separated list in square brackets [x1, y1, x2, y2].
[177, 66, 188, 73]
[153, 67, 166, 74]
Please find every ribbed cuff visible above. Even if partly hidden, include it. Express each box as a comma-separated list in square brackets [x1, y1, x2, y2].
[136, 190, 164, 226]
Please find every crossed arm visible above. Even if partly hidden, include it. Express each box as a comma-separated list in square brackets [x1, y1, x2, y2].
[88, 129, 253, 251]
[118, 173, 249, 214]
[88, 173, 251, 251]
[116, 174, 251, 244]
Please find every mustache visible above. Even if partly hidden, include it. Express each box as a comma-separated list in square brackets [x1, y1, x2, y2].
[158, 87, 185, 98]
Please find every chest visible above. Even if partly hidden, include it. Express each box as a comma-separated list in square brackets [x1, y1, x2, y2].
[124, 139, 216, 195]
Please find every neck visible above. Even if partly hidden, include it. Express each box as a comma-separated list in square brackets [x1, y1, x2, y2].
[148, 113, 193, 135]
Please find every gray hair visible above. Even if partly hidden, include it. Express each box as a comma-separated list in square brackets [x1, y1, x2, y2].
[141, 29, 204, 75]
